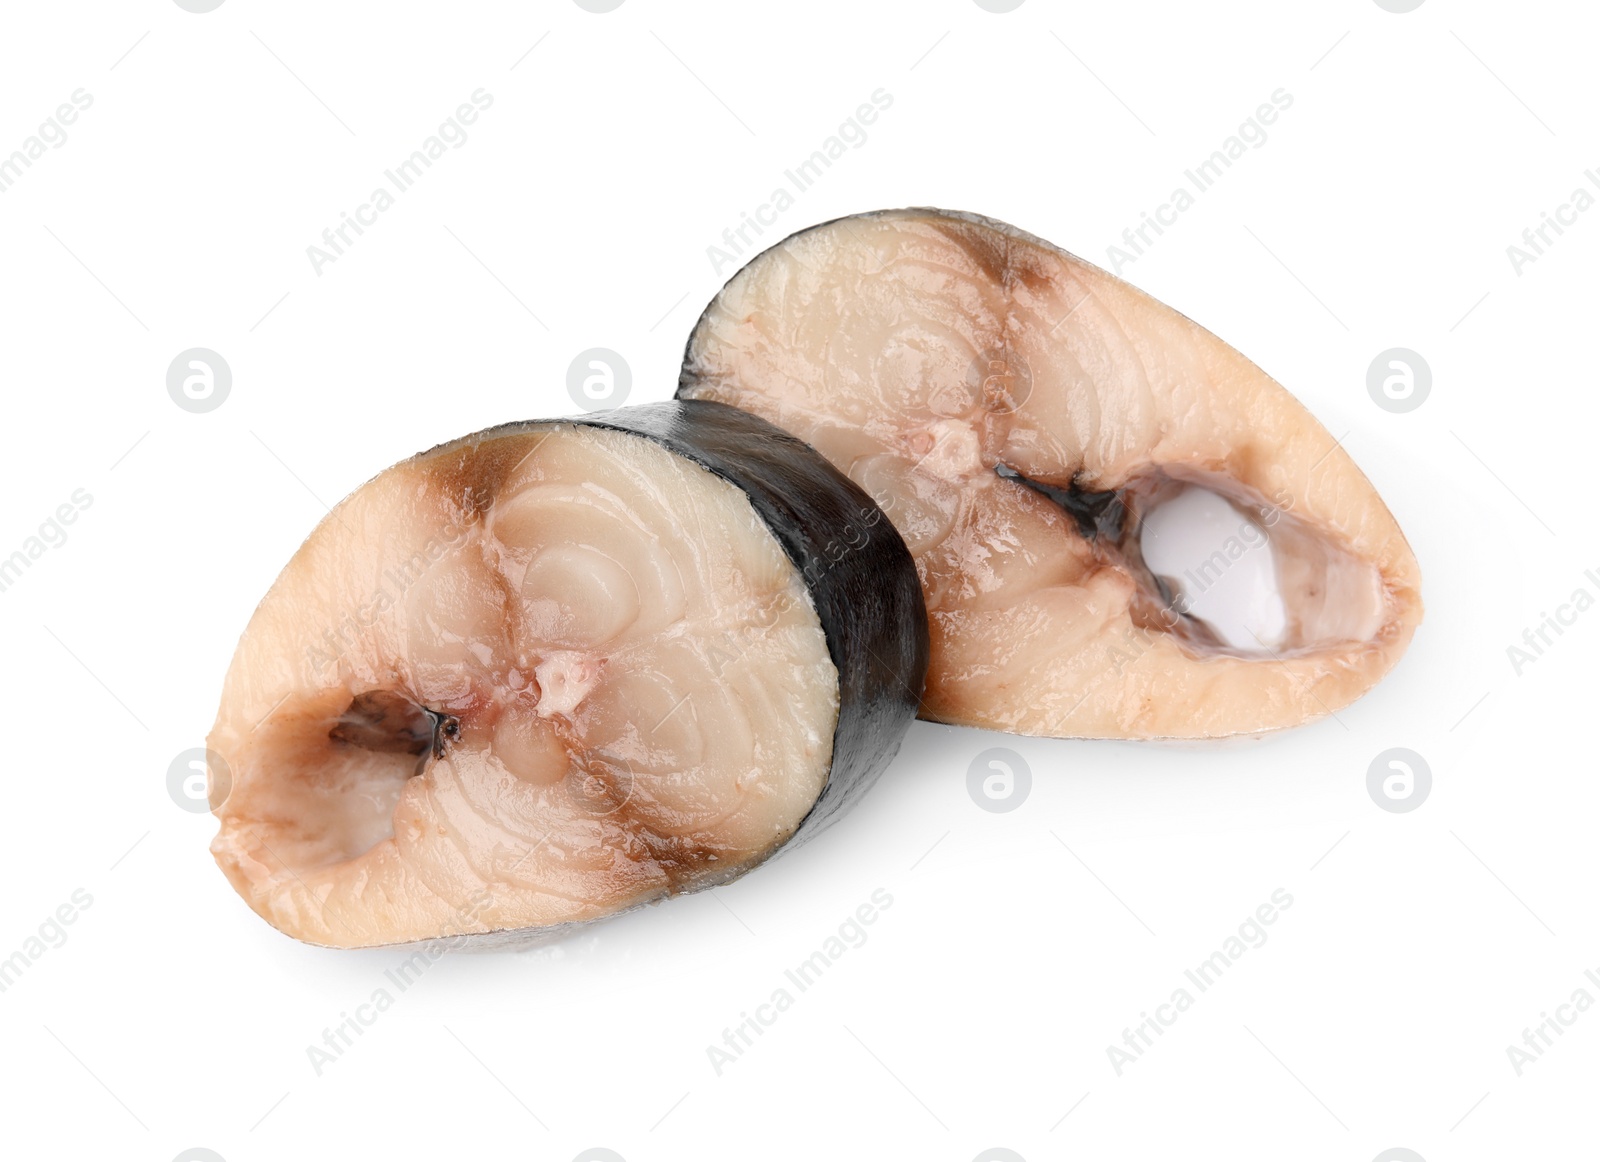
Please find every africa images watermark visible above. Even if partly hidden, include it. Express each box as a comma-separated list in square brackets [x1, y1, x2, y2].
[305, 889, 493, 1076]
[705, 887, 894, 1075]
[706, 88, 894, 276]
[0, 89, 93, 195]
[708, 501, 884, 677]
[1106, 88, 1294, 275]
[1504, 967, 1600, 1077]
[1106, 888, 1295, 1076]
[0, 888, 94, 997]
[1505, 566, 1599, 676]
[306, 89, 494, 276]
[303, 494, 487, 675]
[1505, 168, 1600, 276]
[1104, 485, 1295, 676]
[0, 488, 93, 596]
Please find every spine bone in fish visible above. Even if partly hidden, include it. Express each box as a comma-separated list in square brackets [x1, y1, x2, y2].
[207, 401, 927, 948]
[679, 208, 1423, 739]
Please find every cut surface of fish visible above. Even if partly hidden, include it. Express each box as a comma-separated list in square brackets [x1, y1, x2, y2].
[208, 401, 926, 948]
[679, 208, 1422, 739]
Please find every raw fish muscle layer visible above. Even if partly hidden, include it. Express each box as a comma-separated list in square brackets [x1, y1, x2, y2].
[208, 401, 926, 948]
[680, 208, 1423, 739]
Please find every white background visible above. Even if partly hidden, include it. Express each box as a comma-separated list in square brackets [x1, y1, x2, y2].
[0, 1, 1594, 1160]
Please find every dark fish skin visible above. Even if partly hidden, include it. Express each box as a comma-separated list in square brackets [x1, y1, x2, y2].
[575, 399, 929, 850]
